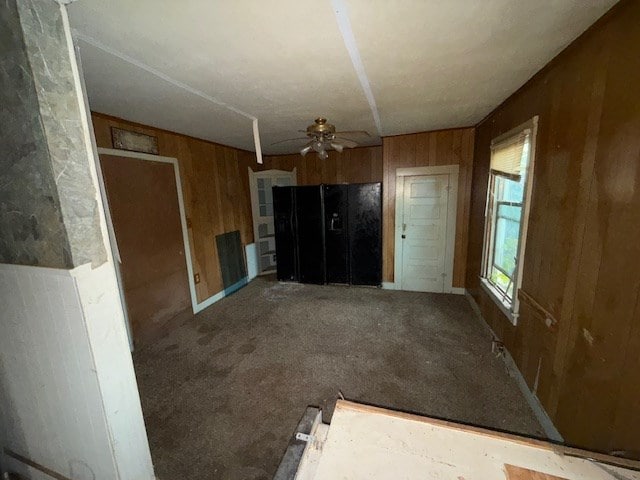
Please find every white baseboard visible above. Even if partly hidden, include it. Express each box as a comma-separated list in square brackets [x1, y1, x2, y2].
[193, 277, 248, 314]
[465, 292, 564, 442]
[501, 347, 564, 442]
[383, 283, 465, 294]
[245, 243, 258, 280]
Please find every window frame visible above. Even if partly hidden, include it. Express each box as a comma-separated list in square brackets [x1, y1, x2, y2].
[481, 116, 538, 325]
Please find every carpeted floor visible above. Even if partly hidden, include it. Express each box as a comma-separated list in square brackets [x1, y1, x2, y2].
[133, 276, 543, 479]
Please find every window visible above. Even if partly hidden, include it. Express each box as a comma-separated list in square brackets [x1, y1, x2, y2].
[481, 117, 537, 324]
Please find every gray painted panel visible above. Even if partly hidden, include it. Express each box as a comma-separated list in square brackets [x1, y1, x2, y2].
[0, 0, 71, 267]
[18, 0, 106, 267]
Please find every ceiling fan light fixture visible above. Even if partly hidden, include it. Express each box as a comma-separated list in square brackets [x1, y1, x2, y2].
[290, 118, 367, 158]
[312, 140, 324, 153]
[330, 142, 344, 153]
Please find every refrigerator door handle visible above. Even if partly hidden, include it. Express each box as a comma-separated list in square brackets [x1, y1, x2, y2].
[329, 213, 342, 232]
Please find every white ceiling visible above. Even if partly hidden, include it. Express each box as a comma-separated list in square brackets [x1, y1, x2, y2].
[69, 0, 617, 155]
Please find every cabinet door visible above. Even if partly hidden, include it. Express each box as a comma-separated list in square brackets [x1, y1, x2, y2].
[324, 184, 350, 284]
[295, 185, 325, 284]
[273, 186, 297, 281]
[348, 183, 382, 286]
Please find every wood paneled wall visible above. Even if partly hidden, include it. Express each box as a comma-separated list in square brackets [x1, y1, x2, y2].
[265, 134, 474, 287]
[466, 0, 640, 454]
[92, 113, 257, 303]
[261, 147, 382, 185]
[382, 128, 475, 286]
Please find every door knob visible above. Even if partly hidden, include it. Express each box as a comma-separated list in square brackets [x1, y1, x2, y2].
[401, 234, 406, 239]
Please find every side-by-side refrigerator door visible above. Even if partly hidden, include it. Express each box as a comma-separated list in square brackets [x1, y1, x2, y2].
[273, 186, 297, 281]
[295, 185, 326, 284]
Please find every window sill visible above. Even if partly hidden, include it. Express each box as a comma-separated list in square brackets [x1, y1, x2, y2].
[480, 278, 518, 326]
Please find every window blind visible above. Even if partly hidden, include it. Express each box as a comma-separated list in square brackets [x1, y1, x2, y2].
[490, 130, 530, 180]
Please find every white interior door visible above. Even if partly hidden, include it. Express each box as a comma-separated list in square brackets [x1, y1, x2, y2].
[400, 174, 450, 292]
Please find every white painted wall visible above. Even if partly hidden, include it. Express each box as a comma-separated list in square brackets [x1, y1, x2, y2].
[0, 264, 118, 479]
[0, 262, 155, 480]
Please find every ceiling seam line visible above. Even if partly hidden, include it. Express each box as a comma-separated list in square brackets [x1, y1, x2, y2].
[73, 30, 264, 163]
[73, 31, 257, 122]
[330, 0, 382, 136]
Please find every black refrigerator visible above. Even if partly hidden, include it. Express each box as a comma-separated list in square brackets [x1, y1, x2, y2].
[273, 182, 382, 287]
[295, 186, 326, 284]
[348, 183, 382, 286]
[324, 184, 349, 284]
[273, 186, 297, 281]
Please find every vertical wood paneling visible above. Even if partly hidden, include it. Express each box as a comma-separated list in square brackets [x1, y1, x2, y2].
[382, 128, 475, 287]
[92, 113, 257, 303]
[466, 0, 640, 453]
[261, 147, 384, 186]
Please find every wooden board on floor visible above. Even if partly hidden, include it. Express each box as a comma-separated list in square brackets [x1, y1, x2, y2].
[296, 400, 640, 480]
[505, 465, 568, 480]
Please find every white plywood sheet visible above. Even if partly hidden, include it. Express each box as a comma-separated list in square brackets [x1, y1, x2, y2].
[302, 401, 640, 480]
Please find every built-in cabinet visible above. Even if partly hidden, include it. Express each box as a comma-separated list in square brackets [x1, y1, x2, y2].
[248, 168, 297, 274]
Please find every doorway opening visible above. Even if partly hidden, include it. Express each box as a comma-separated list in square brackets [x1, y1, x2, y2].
[97, 148, 197, 347]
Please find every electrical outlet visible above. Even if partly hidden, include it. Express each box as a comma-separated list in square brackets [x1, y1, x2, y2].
[194, 273, 201, 284]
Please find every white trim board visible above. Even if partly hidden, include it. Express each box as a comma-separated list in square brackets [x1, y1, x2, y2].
[330, 0, 382, 136]
[97, 147, 219, 315]
[480, 116, 539, 326]
[394, 165, 459, 294]
[465, 291, 564, 442]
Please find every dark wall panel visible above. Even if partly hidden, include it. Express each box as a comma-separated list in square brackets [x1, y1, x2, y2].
[216, 230, 247, 292]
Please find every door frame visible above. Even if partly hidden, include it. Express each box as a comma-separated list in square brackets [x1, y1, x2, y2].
[248, 167, 297, 275]
[97, 148, 202, 320]
[394, 165, 459, 294]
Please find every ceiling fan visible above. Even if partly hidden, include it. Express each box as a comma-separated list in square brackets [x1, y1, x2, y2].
[271, 117, 369, 159]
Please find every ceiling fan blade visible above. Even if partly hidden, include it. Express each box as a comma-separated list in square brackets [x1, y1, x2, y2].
[334, 137, 359, 148]
[270, 137, 309, 146]
[334, 130, 370, 137]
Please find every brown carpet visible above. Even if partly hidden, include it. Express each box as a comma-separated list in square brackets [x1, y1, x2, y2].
[133, 276, 543, 479]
